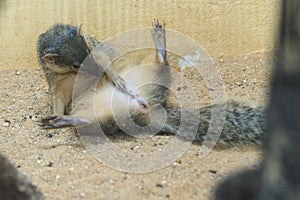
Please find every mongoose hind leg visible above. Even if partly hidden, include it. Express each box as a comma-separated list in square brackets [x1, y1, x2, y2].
[39, 115, 90, 129]
[151, 19, 168, 65]
[97, 21, 171, 113]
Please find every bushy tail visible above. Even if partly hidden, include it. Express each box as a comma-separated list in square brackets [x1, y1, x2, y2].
[162, 100, 267, 147]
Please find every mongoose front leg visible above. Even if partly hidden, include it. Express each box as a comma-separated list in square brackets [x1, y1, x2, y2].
[46, 78, 69, 115]
[80, 31, 128, 92]
[101, 64, 150, 112]
[151, 19, 168, 65]
[90, 49, 127, 91]
[92, 50, 149, 112]
[86, 36, 150, 112]
[52, 95, 65, 115]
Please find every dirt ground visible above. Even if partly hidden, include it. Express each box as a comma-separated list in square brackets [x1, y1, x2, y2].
[0, 50, 273, 199]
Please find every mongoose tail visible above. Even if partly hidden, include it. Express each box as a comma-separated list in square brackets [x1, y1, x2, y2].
[163, 100, 266, 147]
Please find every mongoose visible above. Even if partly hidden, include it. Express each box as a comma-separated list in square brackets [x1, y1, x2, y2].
[37, 20, 266, 147]
[214, 0, 300, 199]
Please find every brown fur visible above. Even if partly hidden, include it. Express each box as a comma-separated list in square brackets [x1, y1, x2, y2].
[38, 20, 266, 147]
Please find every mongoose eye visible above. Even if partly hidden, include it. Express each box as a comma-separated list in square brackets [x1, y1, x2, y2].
[72, 63, 81, 70]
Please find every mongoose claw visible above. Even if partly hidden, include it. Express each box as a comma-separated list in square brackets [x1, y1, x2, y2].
[152, 19, 165, 34]
[152, 19, 162, 28]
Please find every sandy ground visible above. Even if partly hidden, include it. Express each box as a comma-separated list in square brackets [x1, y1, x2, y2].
[0, 51, 273, 200]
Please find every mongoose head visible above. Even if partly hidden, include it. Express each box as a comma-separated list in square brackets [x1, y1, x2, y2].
[38, 24, 91, 74]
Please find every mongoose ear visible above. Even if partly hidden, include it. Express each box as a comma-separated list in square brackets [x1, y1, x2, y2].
[42, 53, 59, 64]
[76, 24, 83, 37]
[76, 24, 92, 53]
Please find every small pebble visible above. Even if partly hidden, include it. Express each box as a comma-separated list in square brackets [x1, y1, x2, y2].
[79, 192, 85, 197]
[3, 121, 10, 127]
[175, 159, 182, 164]
[15, 70, 21, 75]
[37, 159, 42, 164]
[46, 133, 53, 138]
[208, 169, 217, 174]
[56, 175, 61, 181]
[156, 183, 164, 188]
[47, 161, 53, 167]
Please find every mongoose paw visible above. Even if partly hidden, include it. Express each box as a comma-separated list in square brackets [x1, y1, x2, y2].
[38, 116, 66, 129]
[129, 93, 150, 114]
[113, 78, 151, 113]
[151, 19, 166, 48]
[152, 19, 163, 29]
[135, 96, 150, 114]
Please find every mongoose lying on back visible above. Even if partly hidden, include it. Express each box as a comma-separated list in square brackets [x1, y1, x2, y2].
[37, 20, 267, 147]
